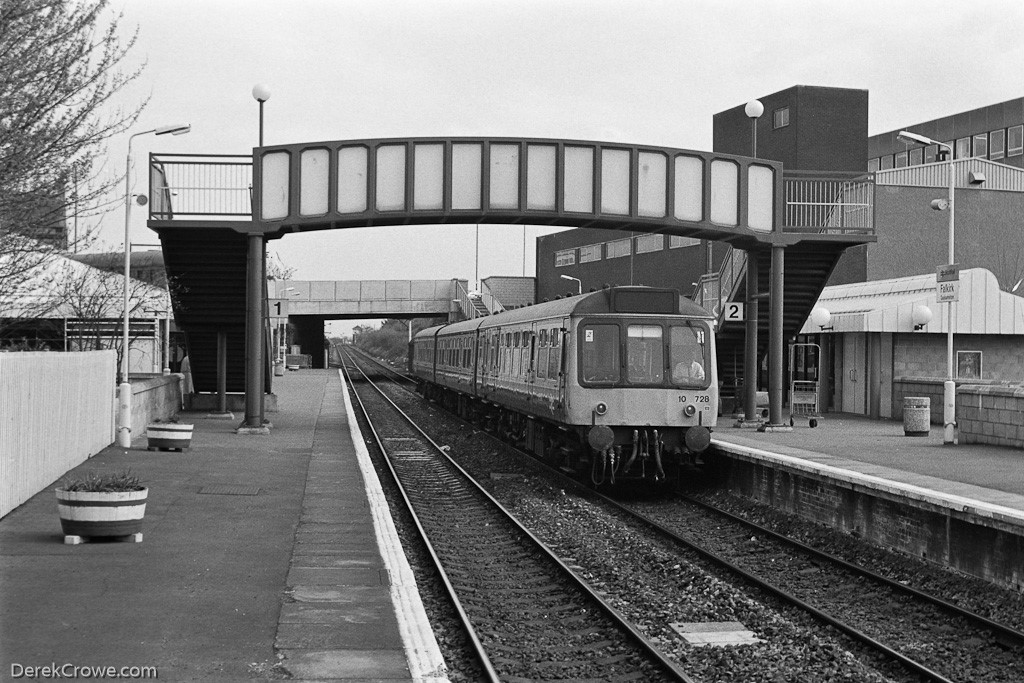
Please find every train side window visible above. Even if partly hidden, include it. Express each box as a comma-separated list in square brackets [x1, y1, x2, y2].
[669, 324, 708, 387]
[580, 323, 620, 383]
[627, 324, 663, 385]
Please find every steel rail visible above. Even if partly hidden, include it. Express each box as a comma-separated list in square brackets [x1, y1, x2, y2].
[344, 348, 695, 683]
[376, 368, 960, 683]
[680, 493, 1024, 650]
[339, 354, 501, 682]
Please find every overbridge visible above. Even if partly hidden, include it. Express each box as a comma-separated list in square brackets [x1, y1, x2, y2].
[148, 136, 875, 432]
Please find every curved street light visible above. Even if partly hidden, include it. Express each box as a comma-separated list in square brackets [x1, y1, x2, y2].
[118, 123, 191, 448]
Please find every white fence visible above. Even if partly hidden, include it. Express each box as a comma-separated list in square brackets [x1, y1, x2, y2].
[0, 351, 115, 518]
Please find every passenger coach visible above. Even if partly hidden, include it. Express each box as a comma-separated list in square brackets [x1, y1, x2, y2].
[410, 286, 717, 486]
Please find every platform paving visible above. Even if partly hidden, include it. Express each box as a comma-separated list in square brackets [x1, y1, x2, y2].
[0, 370, 445, 682]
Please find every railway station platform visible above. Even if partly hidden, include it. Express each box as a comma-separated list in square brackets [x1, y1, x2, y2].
[0, 370, 447, 682]
[711, 414, 1024, 591]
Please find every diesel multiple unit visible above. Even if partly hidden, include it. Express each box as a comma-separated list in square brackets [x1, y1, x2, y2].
[410, 286, 717, 486]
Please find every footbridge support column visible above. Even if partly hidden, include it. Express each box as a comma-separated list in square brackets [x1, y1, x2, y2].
[241, 232, 269, 434]
[767, 245, 789, 429]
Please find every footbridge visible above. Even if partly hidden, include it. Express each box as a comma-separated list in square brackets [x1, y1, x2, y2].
[148, 136, 875, 432]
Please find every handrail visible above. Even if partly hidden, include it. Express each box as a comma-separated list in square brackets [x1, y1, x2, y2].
[782, 171, 874, 235]
[693, 247, 746, 325]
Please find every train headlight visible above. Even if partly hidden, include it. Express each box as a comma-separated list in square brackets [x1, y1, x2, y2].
[683, 404, 697, 417]
[594, 402, 608, 416]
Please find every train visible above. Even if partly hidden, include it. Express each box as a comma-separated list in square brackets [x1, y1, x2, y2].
[409, 286, 718, 486]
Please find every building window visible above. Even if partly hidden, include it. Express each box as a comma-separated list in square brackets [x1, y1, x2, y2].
[1009, 125, 1023, 157]
[867, 158, 879, 173]
[924, 145, 938, 164]
[894, 151, 908, 168]
[879, 155, 893, 170]
[635, 233, 664, 254]
[555, 249, 576, 267]
[773, 107, 789, 129]
[955, 137, 971, 159]
[990, 129, 1005, 160]
[973, 133, 988, 159]
[607, 238, 631, 259]
[909, 148, 923, 166]
[669, 235, 700, 249]
[579, 243, 602, 263]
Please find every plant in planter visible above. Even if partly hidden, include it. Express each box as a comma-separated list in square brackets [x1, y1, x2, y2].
[146, 418, 194, 452]
[55, 470, 148, 544]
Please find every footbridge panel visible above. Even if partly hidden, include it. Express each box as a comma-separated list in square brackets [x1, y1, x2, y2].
[270, 279, 459, 318]
[251, 137, 785, 249]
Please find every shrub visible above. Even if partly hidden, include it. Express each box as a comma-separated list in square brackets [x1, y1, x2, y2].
[59, 470, 144, 492]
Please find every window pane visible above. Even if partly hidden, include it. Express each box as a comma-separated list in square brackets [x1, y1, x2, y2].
[527, 144, 556, 210]
[894, 151, 908, 168]
[955, 137, 971, 159]
[973, 133, 988, 159]
[868, 158, 879, 173]
[555, 249, 576, 266]
[452, 143, 482, 210]
[627, 324, 663, 384]
[773, 107, 789, 129]
[579, 243, 602, 263]
[489, 143, 519, 210]
[670, 325, 708, 387]
[413, 143, 444, 210]
[710, 160, 738, 226]
[260, 151, 290, 220]
[879, 155, 893, 170]
[375, 145, 406, 211]
[747, 164, 773, 232]
[1008, 125, 1023, 157]
[923, 145, 937, 164]
[580, 324, 619, 383]
[564, 146, 594, 212]
[635, 233, 663, 254]
[674, 155, 703, 221]
[548, 328, 560, 378]
[601, 148, 631, 215]
[909, 148, 923, 166]
[337, 146, 368, 213]
[637, 151, 667, 217]
[607, 237, 631, 259]
[669, 235, 699, 248]
[299, 148, 329, 216]
[990, 129, 1005, 160]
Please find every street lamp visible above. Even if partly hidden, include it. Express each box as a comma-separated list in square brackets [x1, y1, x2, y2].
[560, 274, 582, 295]
[898, 129, 956, 444]
[742, 100, 764, 427]
[252, 84, 271, 146]
[118, 123, 190, 447]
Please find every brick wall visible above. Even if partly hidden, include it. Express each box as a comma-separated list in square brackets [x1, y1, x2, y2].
[957, 385, 1024, 448]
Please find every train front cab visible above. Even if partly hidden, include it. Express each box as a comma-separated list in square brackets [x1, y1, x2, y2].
[563, 309, 717, 486]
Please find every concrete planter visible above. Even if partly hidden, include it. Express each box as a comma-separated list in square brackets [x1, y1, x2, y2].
[55, 488, 148, 542]
[146, 423, 194, 451]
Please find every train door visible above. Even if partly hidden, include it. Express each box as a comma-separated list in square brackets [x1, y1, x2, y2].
[557, 318, 569, 409]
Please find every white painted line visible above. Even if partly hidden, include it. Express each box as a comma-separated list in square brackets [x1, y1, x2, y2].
[338, 370, 450, 683]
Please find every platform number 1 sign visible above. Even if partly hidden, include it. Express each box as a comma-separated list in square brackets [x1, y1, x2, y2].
[723, 302, 745, 322]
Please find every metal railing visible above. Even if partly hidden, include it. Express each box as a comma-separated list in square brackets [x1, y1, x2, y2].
[782, 171, 874, 234]
[149, 154, 253, 219]
[693, 247, 746, 322]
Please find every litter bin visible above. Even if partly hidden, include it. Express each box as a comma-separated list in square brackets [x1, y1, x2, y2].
[904, 396, 930, 436]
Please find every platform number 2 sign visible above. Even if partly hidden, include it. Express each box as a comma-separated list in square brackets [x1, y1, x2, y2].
[723, 302, 745, 322]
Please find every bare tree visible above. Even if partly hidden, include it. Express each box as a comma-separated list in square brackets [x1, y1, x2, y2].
[0, 0, 147, 333]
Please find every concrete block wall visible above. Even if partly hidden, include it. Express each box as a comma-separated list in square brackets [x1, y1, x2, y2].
[957, 385, 1024, 448]
[126, 374, 183, 447]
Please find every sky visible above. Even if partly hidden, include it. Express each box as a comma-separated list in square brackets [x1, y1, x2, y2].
[91, 0, 1024, 335]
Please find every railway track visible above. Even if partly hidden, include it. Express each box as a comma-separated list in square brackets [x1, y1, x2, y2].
[343, 344, 1024, 681]
[340, 348, 693, 682]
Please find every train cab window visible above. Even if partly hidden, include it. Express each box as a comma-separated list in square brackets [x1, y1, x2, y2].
[670, 324, 708, 387]
[626, 325, 664, 385]
[580, 323, 620, 383]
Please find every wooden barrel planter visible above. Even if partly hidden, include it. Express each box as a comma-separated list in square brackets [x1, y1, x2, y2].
[55, 488, 148, 543]
[147, 423, 194, 451]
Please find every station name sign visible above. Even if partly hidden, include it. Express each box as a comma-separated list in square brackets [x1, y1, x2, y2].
[936, 264, 960, 303]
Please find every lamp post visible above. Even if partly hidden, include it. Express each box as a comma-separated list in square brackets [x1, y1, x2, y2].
[560, 274, 582, 295]
[118, 123, 190, 448]
[898, 129, 956, 444]
[742, 100, 763, 427]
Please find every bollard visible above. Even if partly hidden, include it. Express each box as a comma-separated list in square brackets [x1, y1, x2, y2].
[903, 396, 931, 436]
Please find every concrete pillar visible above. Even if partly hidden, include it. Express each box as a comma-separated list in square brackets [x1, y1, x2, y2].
[768, 245, 786, 426]
[242, 233, 268, 433]
[742, 251, 759, 424]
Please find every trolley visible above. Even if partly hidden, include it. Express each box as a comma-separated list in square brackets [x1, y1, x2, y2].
[789, 342, 822, 428]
